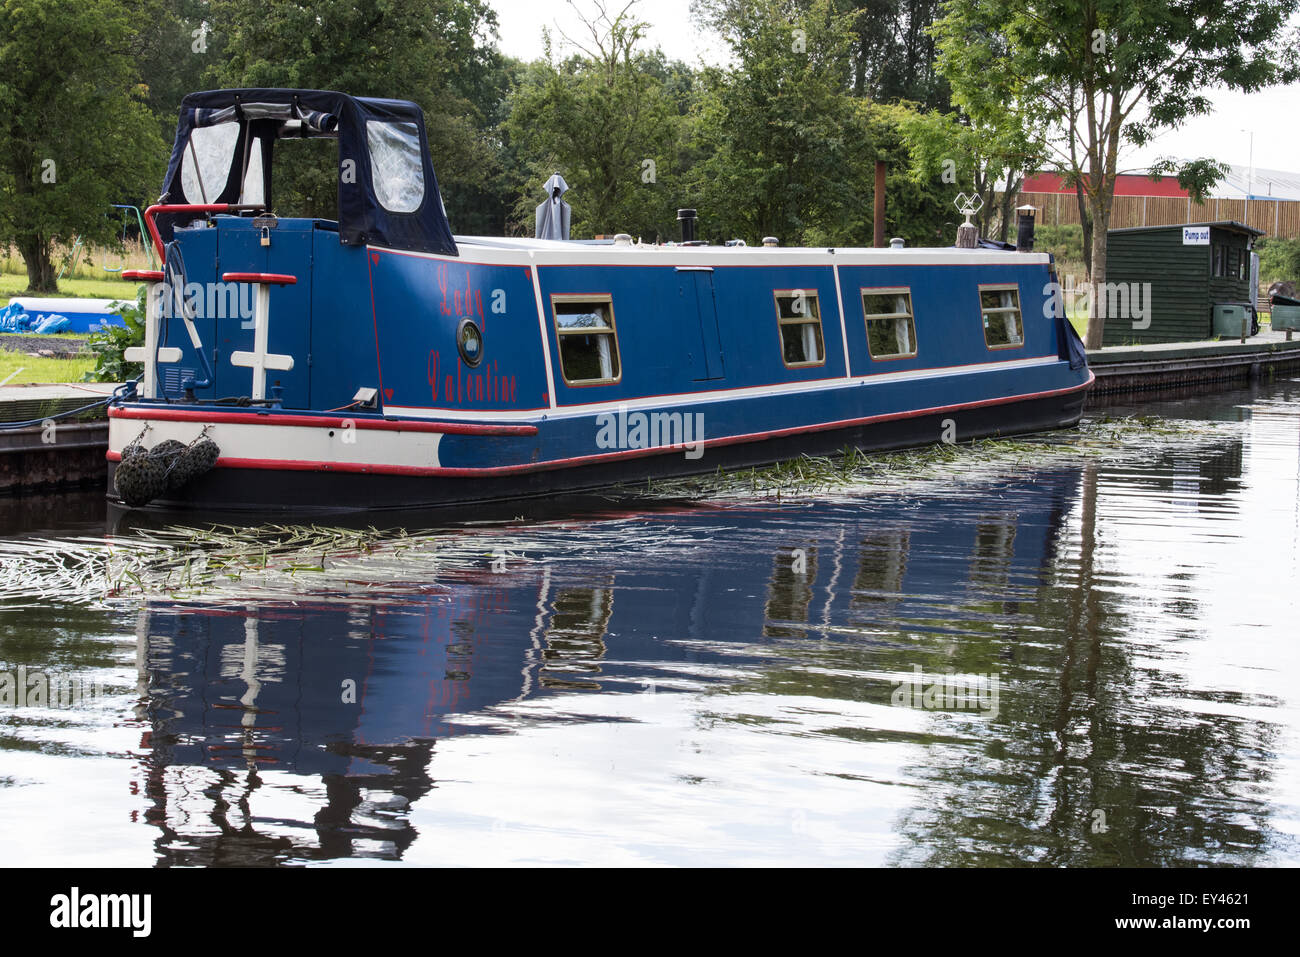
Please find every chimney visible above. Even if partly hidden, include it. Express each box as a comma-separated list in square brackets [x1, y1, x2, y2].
[677, 209, 697, 244]
[1016, 205, 1037, 251]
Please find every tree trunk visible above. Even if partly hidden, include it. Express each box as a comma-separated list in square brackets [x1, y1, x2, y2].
[1074, 182, 1092, 277]
[17, 235, 58, 294]
[997, 176, 1019, 244]
[1083, 194, 1111, 350]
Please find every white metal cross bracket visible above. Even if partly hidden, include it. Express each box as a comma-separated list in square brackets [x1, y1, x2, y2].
[223, 272, 297, 401]
[120, 269, 183, 399]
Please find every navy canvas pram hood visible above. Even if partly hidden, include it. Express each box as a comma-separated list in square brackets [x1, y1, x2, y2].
[157, 89, 457, 256]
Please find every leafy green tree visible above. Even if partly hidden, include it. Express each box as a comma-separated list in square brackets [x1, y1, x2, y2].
[0, 0, 165, 292]
[503, 1, 682, 239]
[1256, 237, 1300, 289]
[134, 1, 228, 147]
[894, 103, 1042, 242]
[688, 0, 864, 244]
[208, 0, 503, 229]
[933, 0, 1300, 347]
[856, 100, 966, 247]
[838, 0, 948, 107]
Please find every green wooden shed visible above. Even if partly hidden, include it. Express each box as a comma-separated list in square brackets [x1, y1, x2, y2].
[1102, 221, 1264, 345]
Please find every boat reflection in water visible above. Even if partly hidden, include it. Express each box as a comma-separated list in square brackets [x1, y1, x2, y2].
[128, 440, 1281, 866]
[132, 468, 1079, 865]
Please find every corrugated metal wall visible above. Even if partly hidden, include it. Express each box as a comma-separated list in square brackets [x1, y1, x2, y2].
[1014, 192, 1300, 239]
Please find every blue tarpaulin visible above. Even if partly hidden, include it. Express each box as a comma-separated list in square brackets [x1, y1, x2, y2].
[33, 314, 70, 334]
[0, 302, 31, 333]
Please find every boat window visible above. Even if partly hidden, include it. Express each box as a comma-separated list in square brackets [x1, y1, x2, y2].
[862, 288, 918, 359]
[552, 297, 621, 385]
[180, 122, 239, 203]
[774, 290, 825, 367]
[366, 120, 425, 213]
[979, 286, 1024, 348]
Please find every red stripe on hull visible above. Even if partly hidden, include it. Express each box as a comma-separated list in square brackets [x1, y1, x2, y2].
[107, 406, 537, 435]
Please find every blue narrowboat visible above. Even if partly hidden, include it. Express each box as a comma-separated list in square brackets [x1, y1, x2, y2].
[106, 89, 1092, 512]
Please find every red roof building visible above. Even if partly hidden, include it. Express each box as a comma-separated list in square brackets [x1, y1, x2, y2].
[1021, 172, 1190, 198]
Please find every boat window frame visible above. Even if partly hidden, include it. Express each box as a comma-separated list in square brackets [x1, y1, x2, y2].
[550, 293, 623, 387]
[977, 283, 1026, 351]
[860, 286, 919, 361]
[772, 288, 827, 369]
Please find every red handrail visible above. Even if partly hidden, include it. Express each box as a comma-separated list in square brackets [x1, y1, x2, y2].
[221, 272, 298, 286]
[143, 203, 265, 259]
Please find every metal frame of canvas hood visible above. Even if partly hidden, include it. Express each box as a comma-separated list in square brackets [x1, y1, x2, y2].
[157, 89, 457, 256]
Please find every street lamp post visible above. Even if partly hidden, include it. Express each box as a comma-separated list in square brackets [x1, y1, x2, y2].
[1240, 128, 1254, 225]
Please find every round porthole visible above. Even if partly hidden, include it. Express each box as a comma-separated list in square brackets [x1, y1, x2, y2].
[457, 318, 484, 367]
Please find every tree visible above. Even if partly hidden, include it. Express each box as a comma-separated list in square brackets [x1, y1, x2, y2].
[835, 0, 949, 108]
[689, 0, 864, 244]
[894, 102, 1044, 242]
[134, 1, 229, 147]
[0, 0, 165, 293]
[209, 0, 503, 229]
[503, 1, 682, 239]
[933, 0, 1300, 347]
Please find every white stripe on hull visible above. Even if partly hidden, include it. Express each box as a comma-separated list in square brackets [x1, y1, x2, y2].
[386, 355, 1065, 422]
[110, 417, 443, 467]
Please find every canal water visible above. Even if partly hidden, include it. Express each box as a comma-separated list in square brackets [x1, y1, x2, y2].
[0, 378, 1296, 866]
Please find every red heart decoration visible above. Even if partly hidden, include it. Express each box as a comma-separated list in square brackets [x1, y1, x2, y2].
[384, 388, 394, 399]
[370, 252, 380, 265]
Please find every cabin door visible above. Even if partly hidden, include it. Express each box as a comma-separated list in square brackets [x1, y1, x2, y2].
[676, 267, 725, 380]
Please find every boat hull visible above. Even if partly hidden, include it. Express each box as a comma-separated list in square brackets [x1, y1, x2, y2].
[107, 372, 1090, 514]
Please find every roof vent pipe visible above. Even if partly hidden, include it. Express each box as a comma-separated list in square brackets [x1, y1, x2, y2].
[1016, 205, 1037, 251]
[889, 237, 905, 249]
[677, 209, 697, 244]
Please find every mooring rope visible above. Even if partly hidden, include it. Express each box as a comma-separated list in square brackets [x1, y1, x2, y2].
[0, 379, 138, 431]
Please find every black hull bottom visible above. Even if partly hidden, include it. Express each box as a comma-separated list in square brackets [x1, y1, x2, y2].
[108, 386, 1089, 516]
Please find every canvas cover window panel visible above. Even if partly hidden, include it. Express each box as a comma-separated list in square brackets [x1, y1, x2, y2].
[181, 123, 239, 204]
[367, 121, 425, 214]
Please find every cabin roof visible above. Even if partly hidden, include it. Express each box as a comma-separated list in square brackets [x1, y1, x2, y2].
[1108, 220, 1265, 238]
[158, 88, 457, 256]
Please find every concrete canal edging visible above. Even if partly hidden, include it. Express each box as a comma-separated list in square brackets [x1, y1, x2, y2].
[1087, 328, 1300, 397]
[0, 384, 117, 494]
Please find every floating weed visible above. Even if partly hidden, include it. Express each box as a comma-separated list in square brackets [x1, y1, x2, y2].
[0, 416, 1234, 608]
[642, 414, 1233, 502]
[0, 519, 712, 608]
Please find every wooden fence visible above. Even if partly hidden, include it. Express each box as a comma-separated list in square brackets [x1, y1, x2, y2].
[1015, 192, 1300, 239]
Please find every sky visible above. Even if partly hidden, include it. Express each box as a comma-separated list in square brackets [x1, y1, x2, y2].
[484, 0, 1300, 181]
